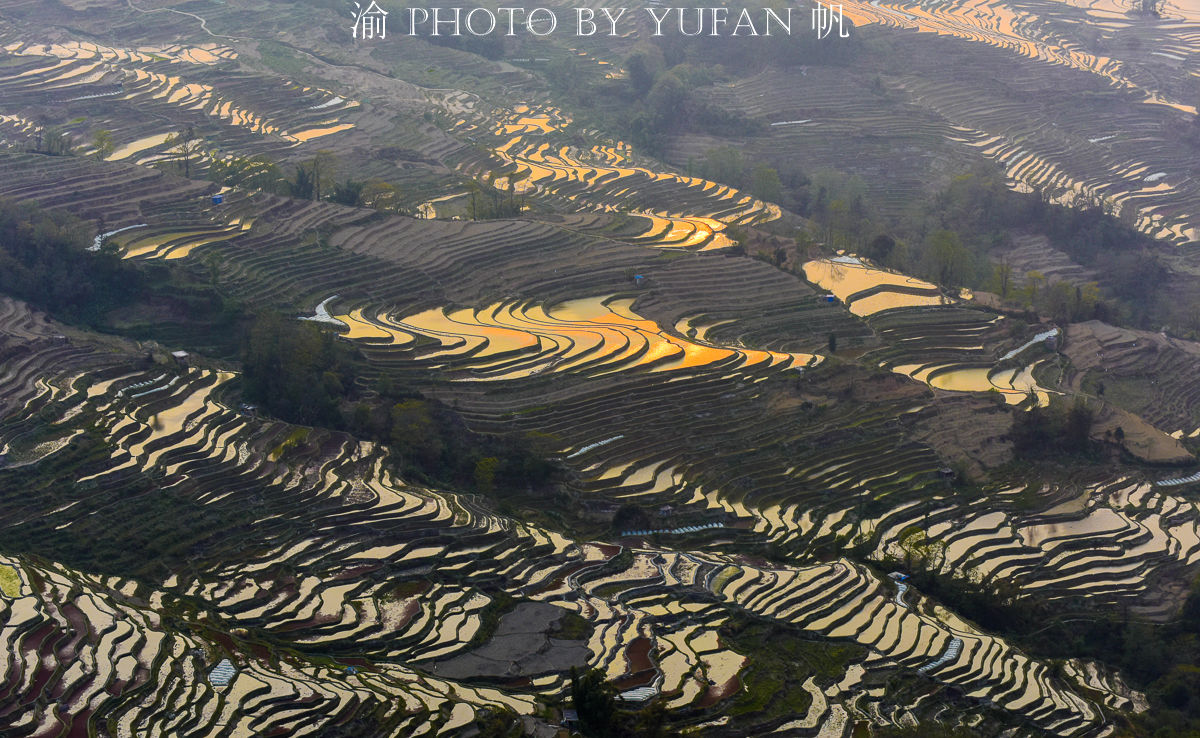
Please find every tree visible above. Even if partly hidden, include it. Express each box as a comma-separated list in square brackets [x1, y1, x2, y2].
[329, 178, 366, 206]
[1065, 399, 1094, 451]
[646, 71, 689, 130]
[203, 252, 223, 286]
[924, 229, 970, 287]
[290, 163, 316, 200]
[165, 126, 203, 178]
[994, 258, 1013, 298]
[701, 146, 745, 188]
[40, 128, 74, 156]
[506, 169, 530, 212]
[827, 332, 838, 353]
[390, 399, 442, 467]
[1044, 281, 1076, 323]
[625, 45, 665, 97]
[360, 180, 399, 211]
[544, 52, 584, 94]
[91, 130, 115, 159]
[751, 164, 782, 203]
[241, 312, 350, 426]
[865, 233, 896, 265]
[1012, 396, 1096, 457]
[310, 150, 337, 201]
[1025, 270, 1045, 304]
[290, 151, 338, 201]
[34, 115, 49, 152]
[827, 198, 850, 248]
[612, 503, 650, 533]
[570, 667, 622, 737]
[474, 457, 500, 494]
[475, 710, 526, 738]
[210, 154, 284, 193]
[466, 179, 481, 221]
[631, 702, 674, 738]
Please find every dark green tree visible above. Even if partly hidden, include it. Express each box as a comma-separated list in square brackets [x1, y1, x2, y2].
[570, 667, 622, 737]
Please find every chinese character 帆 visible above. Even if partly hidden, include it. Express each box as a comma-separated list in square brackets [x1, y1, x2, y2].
[352, 1, 388, 40]
[811, 2, 849, 39]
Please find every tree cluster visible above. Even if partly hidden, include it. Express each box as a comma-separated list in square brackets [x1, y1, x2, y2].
[690, 146, 783, 204]
[0, 200, 143, 325]
[1010, 396, 1096, 458]
[569, 668, 676, 738]
[241, 312, 354, 427]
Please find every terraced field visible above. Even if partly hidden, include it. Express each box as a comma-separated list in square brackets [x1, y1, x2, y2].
[443, 97, 781, 251]
[0, 35, 365, 160]
[669, 0, 1200, 252]
[1, 292, 1150, 736]
[1063, 319, 1200, 437]
[4, 145, 1194, 732]
[0, 337, 1147, 736]
[10, 81, 1200, 727]
[327, 295, 819, 381]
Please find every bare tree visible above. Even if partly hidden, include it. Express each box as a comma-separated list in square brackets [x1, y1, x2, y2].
[310, 149, 337, 201]
[166, 126, 204, 178]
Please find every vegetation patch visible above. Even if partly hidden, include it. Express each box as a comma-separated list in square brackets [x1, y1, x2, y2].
[0, 564, 22, 597]
[721, 618, 865, 720]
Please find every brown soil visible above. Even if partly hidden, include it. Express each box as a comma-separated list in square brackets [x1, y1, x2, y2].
[1092, 403, 1194, 465]
[909, 395, 1014, 479]
[697, 674, 741, 708]
[627, 636, 654, 673]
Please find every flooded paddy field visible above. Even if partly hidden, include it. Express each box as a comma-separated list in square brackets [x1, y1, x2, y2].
[446, 98, 781, 250]
[5, 95, 1199, 729]
[2, 145, 1191, 733]
[667, 0, 1200, 256]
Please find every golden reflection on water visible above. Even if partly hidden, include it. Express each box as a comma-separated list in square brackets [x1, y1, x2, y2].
[466, 103, 778, 246]
[340, 296, 819, 379]
[892, 362, 1053, 405]
[803, 257, 948, 316]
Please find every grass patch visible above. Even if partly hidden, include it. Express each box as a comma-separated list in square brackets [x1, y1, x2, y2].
[552, 610, 592, 641]
[463, 591, 518, 651]
[256, 40, 309, 77]
[0, 564, 22, 597]
[270, 428, 310, 461]
[1082, 371, 1161, 412]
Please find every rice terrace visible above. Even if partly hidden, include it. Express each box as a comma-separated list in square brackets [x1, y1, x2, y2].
[1, 0, 1200, 735]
